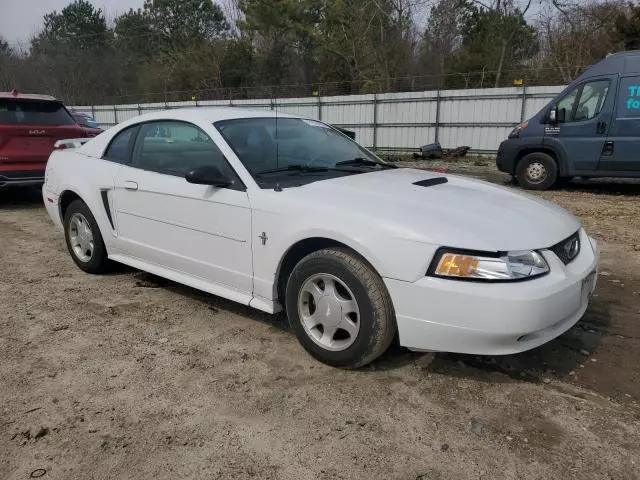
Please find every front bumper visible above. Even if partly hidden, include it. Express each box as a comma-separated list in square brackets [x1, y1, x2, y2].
[385, 230, 599, 355]
[496, 138, 520, 175]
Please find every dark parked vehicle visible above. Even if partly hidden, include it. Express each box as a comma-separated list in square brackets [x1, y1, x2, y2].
[0, 90, 93, 188]
[71, 110, 103, 135]
[497, 50, 640, 189]
[333, 125, 355, 140]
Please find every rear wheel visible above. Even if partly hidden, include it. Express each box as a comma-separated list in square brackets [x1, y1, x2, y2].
[516, 152, 558, 190]
[63, 199, 110, 274]
[285, 248, 396, 368]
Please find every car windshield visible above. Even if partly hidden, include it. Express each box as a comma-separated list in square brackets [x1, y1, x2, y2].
[215, 117, 386, 184]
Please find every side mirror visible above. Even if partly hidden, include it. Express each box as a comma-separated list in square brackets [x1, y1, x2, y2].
[185, 165, 232, 188]
[549, 105, 566, 124]
[557, 107, 566, 123]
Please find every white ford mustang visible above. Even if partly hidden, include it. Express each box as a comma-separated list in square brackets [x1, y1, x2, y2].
[42, 108, 598, 368]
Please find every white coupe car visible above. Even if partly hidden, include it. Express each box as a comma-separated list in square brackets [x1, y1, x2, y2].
[42, 108, 598, 368]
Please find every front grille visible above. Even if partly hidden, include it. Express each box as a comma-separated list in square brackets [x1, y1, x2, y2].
[549, 231, 581, 265]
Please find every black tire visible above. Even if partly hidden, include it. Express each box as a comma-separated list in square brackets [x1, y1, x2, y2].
[285, 248, 396, 368]
[516, 152, 558, 190]
[63, 199, 110, 274]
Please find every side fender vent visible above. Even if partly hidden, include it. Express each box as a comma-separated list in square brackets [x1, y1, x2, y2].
[413, 177, 448, 188]
[100, 189, 115, 229]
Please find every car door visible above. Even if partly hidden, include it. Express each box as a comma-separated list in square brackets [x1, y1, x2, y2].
[544, 77, 614, 172]
[597, 75, 640, 172]
[111, 120, 253, 295]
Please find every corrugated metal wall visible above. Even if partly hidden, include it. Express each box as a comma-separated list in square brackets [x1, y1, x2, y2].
[73, 85, 565, 154]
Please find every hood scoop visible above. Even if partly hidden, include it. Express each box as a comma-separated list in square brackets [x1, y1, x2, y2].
[413, 177, 448, 188]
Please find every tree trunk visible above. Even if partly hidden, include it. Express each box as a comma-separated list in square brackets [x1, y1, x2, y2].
[494, 39, 508, 88]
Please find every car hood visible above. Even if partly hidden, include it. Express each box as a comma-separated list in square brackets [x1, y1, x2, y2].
[285, 168, 580, 252]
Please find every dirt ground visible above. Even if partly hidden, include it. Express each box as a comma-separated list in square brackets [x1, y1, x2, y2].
[1, 164, 639, 480]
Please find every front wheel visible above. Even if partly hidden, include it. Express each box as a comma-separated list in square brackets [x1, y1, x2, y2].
[516, 152, 558, 190]
[285, 248, 396, 368]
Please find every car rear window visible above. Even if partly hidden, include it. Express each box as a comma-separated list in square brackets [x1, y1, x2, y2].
[0, 99, 75, 125]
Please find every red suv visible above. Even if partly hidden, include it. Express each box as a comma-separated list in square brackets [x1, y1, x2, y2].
[0, 90, 97, 188]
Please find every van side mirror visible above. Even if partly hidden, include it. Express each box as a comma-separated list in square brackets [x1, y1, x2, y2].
[185, 165, 232, 188]
[549, 105, 566, 124]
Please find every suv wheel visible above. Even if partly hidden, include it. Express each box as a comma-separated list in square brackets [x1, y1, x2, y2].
[516, 152, 558, 190]
[285, 248, 396, 368]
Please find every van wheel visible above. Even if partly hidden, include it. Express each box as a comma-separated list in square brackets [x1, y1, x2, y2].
[285, 248, 396, 369]
[516, 152, 558, 190]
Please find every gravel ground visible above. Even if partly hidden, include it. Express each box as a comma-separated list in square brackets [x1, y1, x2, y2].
[1, 165, 639, 480]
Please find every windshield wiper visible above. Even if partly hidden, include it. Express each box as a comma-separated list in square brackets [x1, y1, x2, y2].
[256, 164, 363, 175]
[334, 157, 397, 169]
[256, 165, 330, 175]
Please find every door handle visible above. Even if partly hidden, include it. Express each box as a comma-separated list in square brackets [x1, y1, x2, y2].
[123, 181, 138, 191]
[596, 121, 607, 135]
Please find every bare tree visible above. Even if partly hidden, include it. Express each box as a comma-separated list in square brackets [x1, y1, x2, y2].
[537, 0, 626, 83]
[421, 0, 466, 82]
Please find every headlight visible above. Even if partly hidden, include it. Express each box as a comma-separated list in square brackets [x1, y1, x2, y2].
[508, 121, 528, 138]
[429, 249, 549, 282]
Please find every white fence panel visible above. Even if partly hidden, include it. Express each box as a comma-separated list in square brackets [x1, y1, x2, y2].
[73, 84, 566, 153]
[199, 100, 233, 107]
[377, 127, 436, 150]
[92, 106, 116, 126]
[275, 97, 318, 119]
[322, 94, 375, 127]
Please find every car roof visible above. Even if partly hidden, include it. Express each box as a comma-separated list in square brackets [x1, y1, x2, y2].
[0, 91, 58, 101]
[77, 107, 301, 157]
[123, 107, 296, 124]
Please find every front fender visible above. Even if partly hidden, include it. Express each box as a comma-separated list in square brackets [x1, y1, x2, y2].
[251, 208, 437, 303]
[541, 137, 571, 176]
[277, 227, 385, 274]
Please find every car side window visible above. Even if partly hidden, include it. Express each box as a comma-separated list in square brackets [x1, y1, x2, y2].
[132, 121, 236, 179]
[104, 126, 137, 163]
[558, 80, 610, 123]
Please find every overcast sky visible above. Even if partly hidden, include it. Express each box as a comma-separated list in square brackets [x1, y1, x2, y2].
[0, 0, 142, 46]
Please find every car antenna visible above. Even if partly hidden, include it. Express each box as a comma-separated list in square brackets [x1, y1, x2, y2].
[274, 92, 279, 171]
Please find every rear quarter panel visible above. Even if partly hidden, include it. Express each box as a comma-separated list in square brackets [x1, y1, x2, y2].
[45, 150, 121, 251]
